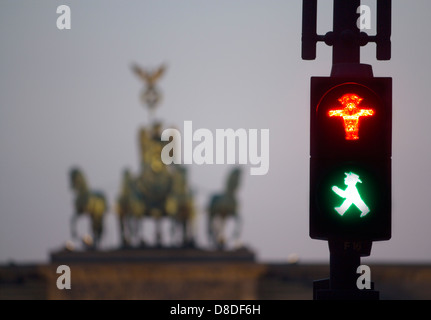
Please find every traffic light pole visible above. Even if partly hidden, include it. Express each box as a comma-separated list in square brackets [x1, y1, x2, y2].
[331, 0, 360, 65]
[328, 2, 374, 298]
[303, 0, 391, 300]
[313, 240, 378, 300]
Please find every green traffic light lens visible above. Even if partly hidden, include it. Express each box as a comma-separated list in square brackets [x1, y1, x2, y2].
[318, 163, 378, 227]
[331, 171, 370, 218]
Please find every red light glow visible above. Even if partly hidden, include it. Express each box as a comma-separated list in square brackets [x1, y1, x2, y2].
[328, 94, 374, 140]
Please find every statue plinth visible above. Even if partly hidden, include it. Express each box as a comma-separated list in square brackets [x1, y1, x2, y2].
[50, 246, 256, 264]
[47, 246, 262, 300]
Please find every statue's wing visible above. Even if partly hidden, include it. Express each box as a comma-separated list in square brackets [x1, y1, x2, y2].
[150, 64, 166, 82]
[131, 63, 150, 82]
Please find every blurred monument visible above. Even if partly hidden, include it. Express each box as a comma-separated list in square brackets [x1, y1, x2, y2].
[115, 63, 196, 249]
[55, 62, 254, 263]
[46, 62, 260, 300]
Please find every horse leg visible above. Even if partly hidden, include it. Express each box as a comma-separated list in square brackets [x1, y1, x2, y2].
[181, 219, 188, 247]
[232, 214, 243, 249]
[211, 216, 225, 250]
[92, 216, 103, 250]
[137, 216, 146, 247]
[154, 216, 163, 247]
[186, 217, 195, 248]
[207, 214, 216, 247]
[119, 214, 129, 248]
[70, 213, 78, 240]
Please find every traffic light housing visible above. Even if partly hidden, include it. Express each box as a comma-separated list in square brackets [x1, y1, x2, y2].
[310, 76, 392, 241]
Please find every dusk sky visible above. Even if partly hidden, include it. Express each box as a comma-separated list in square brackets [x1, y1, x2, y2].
[1, 1, 431, 264]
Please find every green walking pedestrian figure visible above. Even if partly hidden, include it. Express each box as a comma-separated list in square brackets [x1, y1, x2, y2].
[332, 172, 370, 218]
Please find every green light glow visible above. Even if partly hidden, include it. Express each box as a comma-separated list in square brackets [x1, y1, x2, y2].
[331, 172, 370, 218]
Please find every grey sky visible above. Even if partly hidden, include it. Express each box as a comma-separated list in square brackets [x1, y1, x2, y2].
[0, 1, 430, 264]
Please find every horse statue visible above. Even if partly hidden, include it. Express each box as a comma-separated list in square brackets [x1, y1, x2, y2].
[116, 168, 146, 248]
[69, 167, 108, 249]
[165, 165, 196, 248]
[207, 167, 242, 250]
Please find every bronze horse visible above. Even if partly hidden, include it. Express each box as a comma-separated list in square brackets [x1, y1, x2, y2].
[166, 165, 196, 248]
[116, 168, 146, 247]
[207, 167, 242, 249]
[69, 167, 108, 249]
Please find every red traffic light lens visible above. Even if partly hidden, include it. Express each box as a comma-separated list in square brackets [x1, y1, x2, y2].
[328, 93, 375, 140]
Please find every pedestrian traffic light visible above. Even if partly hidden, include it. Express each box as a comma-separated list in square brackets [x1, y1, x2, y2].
[310, 76, 392, 241]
